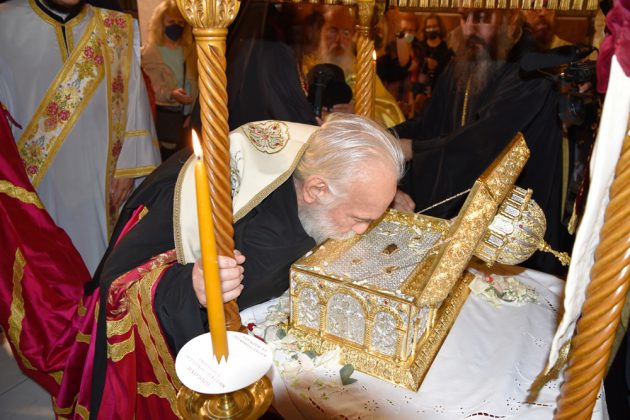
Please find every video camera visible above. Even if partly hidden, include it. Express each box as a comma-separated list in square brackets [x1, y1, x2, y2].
[521, 44, 597, 127]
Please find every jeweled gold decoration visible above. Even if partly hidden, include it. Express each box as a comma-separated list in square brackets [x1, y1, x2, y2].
[289, 134, 532, 390]
[474, 186, 571, 266]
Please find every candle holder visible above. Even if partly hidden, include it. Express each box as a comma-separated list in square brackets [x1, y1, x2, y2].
[175, 332, 274, 419]
[177, 376, 273, 419]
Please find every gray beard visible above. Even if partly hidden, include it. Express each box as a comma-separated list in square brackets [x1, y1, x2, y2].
[318, 50, 355, 77]
[452, 55, 504, 96]
[449, 25, 513, 95]
[297, 202, 355, 244]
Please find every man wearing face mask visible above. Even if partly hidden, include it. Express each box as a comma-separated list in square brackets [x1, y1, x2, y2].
[142, 0, 198, 159]
[0, 0, 161, 275]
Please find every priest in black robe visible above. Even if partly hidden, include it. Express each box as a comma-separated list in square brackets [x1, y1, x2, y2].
[85, 114, 404, 417]
[393, 8, 572, 275]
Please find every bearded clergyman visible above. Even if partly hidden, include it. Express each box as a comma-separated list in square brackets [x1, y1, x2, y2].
[392, 8, 573, 276]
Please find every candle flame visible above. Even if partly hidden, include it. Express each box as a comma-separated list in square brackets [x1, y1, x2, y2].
[372, 50, 377, 61]
[192, 129, 203, 159]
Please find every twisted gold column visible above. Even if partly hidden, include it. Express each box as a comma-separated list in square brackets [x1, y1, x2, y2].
[355, 0, 380, 119]
[177, 0, 242, 331]
[555, 119, 630, 418]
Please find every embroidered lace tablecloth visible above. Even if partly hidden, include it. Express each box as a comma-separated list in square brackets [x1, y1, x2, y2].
[241, 267, 608, 419]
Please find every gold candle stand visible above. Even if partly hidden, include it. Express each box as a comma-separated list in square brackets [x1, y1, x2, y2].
[175, 1, 273, 418]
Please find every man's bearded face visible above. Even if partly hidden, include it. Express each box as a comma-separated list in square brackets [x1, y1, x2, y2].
[298, 197, 356, 245]
[522, 8, 557, 49]
[451, 9, 513, 94]
[318, 7, 355, 73]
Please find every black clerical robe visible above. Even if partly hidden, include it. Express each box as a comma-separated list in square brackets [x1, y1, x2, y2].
[394, 33, 572, 275]
[93, 149, 315, 354]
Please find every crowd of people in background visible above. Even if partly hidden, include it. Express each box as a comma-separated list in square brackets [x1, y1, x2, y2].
[1, 0, 623, 417]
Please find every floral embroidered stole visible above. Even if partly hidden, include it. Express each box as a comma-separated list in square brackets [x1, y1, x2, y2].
[17, 8, 133, 234]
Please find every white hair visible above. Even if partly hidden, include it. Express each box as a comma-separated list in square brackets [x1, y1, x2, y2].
[294, 113, 405, 196]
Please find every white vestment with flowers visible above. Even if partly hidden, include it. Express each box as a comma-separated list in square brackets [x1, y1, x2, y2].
[0, 1, 161, 274]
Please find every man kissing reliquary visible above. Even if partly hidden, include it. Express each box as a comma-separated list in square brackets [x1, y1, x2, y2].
[288, 133, 565, 391]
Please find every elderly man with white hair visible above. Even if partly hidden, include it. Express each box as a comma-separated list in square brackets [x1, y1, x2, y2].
[66, 113, 404, 416]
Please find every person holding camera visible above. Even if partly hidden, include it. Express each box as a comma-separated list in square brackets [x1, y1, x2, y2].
[391, 8, 574, 276]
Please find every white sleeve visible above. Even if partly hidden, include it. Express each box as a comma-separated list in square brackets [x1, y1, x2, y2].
[115, 19, 161, 179]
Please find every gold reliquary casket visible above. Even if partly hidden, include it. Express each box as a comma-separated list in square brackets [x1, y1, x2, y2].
[288, 133, 536, 391]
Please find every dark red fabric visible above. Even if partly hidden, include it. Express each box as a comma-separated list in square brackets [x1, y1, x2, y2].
[1, 104, 182, 418]
[0, 103, 91, 392]
[597, 0, 630, 93]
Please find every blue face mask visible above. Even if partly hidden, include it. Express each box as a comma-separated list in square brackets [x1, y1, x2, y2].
[165, 24, 184, 41]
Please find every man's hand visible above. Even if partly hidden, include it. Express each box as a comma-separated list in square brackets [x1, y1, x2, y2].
[171, 88, 194, 105]
[399, 138, 413, 161]
[110, 177, 134, 210]
[192, 250, 246, 307]
[391, 189, 415, 213]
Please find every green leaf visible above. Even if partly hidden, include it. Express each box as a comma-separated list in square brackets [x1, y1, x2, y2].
[276, 328, 287, 339]
[303, 350, 317, 360]
[339, 364, 357, 385]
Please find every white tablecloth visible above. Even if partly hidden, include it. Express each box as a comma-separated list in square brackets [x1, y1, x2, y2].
[241, 266, 608, 419]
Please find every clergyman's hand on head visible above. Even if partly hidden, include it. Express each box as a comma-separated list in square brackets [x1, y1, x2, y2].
[391, 189, 415, 213]
[192, 250, 246, 307]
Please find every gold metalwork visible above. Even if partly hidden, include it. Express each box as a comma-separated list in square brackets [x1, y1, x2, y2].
[392, 0, 597, 10]
[354, 0, 385, 119]
[289, 134, 530, 390]
[176, 0, 242, 331]
[177, 376, 273, 420]
[291, 273, 473, 390]
[461, 77, 471, 127]
[420, 133, 529, 305]
[554, 117, 630, 419]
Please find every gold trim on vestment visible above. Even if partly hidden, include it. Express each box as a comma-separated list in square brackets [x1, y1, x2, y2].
[122, 258, 181, 414]
[0, 180, 44, 209]
[107, 313, 133, 336]
[174, 156, 194, 263]
[137, 381, 171, 399]
[7, 249, 35, 371]
[75, 403, 89, 419]
[114, 165, 156, 178]
[125, 129, 150, 138]
[461, 77, 472, 128]
[27, 0, 90, 77]
[233, 132, 314, 223]
[75, 331, 91, 344]
[139, 206, 149, 220]
[53, 396, 76, 416]
[50, 370, 63, 384]
[108, 334, 135, 362]
[17, 13, 103, 187]
[100, 8, 133, 235]
[77, 297, 87, 316]
[62, 7, 89, 54]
